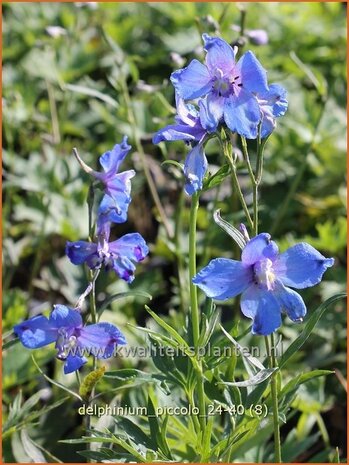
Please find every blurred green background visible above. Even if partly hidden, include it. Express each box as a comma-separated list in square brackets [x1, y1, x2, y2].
[2, 2, 347, 462]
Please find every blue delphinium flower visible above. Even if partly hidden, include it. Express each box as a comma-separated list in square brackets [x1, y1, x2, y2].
[182, 143, 207, 196]
[66, 222, 149, 283]
[153, 95, 207, 144]
[171, 34, 269, 139]
[153, 95, 208, 196]
[74, 136, 135, 223]
[257, 84, 288, 138]
[14, 305, 126, 374]
[193, 233, 334, 335]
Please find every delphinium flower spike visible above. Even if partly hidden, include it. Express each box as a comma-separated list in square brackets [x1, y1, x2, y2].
[66, 221, 149, 283]
[193, 230, 334, 335]
[73, 136, 135, 223]
[14, 305, 126, 374]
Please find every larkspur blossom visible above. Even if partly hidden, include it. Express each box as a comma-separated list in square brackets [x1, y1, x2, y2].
[171, 34, 269, 139]
[153, 95, 208, 195]
[74, 136, 135, 223]
[153, 95, 207, 145]
[193, 232, 334, 335]
[13, 305, 126, 374]
[66, 222, 149, 283]
[257, 84, 288, 138]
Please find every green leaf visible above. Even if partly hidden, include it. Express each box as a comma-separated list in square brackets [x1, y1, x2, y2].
[147, 394, 172, 459]
[280, 369, 334, 398]
[114, 417, 155, 450]
[145, 306, 189, 349]
[245, 378, 270, 408]
[203, 164, 231, 190]
[218, 368, 277, 387]
[220, 325, 265, 371]
[2, 337, 20, 351]
[147, 395, 160, 449]
[60, 432, 148, 463]
[3, 392, 69, 439]
[279, 293, 346, 369]
[20, 429, 46, 463]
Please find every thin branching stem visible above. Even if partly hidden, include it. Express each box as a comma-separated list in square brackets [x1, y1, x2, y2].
[189, 192, 206, 434]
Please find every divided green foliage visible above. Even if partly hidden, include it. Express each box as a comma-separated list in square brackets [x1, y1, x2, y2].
[2, 2, 346, 462]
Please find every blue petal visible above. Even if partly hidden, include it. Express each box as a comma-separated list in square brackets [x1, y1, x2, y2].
[193, 258, 253, 300]
[175, 94, 199, 125]
[78, 323, 127, 358]
[64, 355, 87, 374]
[223, 89, 261, 139]
[199, 95, 224, 133]
[258, 83, 288, 138]
[240, 285, 282, 335]
[273, 243, 334, 289]
[260, 112, 276, 138]
[97, 193, 130, 225]
[183, 144, 208, 196]
[105, 170, 135, 202]
[66, 241, 98, 266]
[111, 256, 136, 283]
[108, 233, 149, 283]
[235, 51, 268, 94]
[259, 83, 288, 117]
[49, 305, 83, 330]
[202, 34, 236, 75]
[274, 281, 306, 322]
[109, 233, 149, 262]
[241, 233, 279, 266]
[99, 136, 131, 174]
[14, 315, 57, 349]
[153, 124, 203, 144]
[170, 59, 212, 100]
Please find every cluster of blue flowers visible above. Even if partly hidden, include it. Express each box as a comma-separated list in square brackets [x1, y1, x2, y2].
[66, 137, 149, 283]
[13, 32, 334, 372]
[14, 138, 149, 373]
[154, 33, 333, 335]
[154, 34, 287, 195]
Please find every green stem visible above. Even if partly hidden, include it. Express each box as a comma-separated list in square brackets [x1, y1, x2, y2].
[246, 134, 281, 462]
[218, 132, 254, 231]
[227, 158, 254, 231]
[189, 192, 200, 345]
[189, 192, 206, 432]
[265, 334, 282, 463]
[239, 6, 247, 38]
[86, 184, 97, 463]
[174, 188, 187, 313]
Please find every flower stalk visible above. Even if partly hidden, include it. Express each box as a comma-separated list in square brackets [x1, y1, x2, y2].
[253, 135, 282, 462]
[265, 334, 282, 463]
[189, 192, 206, 432]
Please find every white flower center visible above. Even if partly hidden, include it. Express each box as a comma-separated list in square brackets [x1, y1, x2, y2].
[254, 258, 276, 291]
[56, 330, 78, 360]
